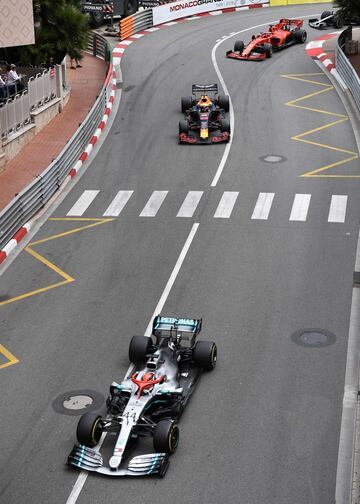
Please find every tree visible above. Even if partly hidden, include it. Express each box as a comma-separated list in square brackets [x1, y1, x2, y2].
[334, 0, 360, 21]
[0, 0, 89, 66]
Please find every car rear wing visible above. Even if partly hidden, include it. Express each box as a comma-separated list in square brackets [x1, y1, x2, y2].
[192, 84, 218, 95]
[152, 315, 202, 340]
[279, 18, 303, 27]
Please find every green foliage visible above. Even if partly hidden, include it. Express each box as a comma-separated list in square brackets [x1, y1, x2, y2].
[334, 0, 360, 20]
[0, 0, 89, 66]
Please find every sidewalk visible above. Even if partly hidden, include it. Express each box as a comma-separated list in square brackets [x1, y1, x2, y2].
[0, 53, 108, 212]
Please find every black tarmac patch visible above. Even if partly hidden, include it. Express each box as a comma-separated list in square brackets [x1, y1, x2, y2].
[52, 389, 104, 416]
[291, 329, 336, 348]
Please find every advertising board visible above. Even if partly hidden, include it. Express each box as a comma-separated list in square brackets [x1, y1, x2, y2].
[153, 0, 268, 25]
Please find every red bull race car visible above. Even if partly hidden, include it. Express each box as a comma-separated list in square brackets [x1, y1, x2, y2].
[226, 19, 307, 61]
[179, 84, 230, 144]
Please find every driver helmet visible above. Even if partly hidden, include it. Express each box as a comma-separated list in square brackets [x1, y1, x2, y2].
[200, 97, 208, 112]
[142, 371, 155, 381]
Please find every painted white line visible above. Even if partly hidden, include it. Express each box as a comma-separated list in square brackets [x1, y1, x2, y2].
[103, 190, 133, 217]
[251, 192, 274, 220]
[176, 191, 203, 217]
[214, 191, 238, 218]
[328, 195, 347, 223]
[139, 191, 168, 217]
[289, 194, 311, 222]
[144, 223, 199, 336]
[67, 190, 99, 216]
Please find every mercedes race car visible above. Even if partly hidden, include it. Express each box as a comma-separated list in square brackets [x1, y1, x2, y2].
[68, 315, 217, 477]
[308, 10, 360, 29]
[226, 19, 307, 61]
[179, 84, 230, 144]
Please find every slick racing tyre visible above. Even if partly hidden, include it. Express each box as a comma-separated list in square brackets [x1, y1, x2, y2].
[219, 118, 230, 133]
[89, 11, 105, 28]
[217, 95, 230, 113]
[179, 120, 189, 134]
[153, 419, 179, 454]
[333, 11, 344, 29]
[263, 43, 272, 58]
[77, 413, 103, 447]
[234, 40, 244, 53]
[294, 29, 307, 43]
[129, 335, 152, 363]
[124, 0, 138, 16]
[321, 11, 333, 26]
[181, 96, 193, 113]
[193, 341, 217, 370]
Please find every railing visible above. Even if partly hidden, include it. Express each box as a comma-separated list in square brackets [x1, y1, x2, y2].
[119, 9, 153, 40]
[0, 37, 113, 251]
[336, 26, 360, 110]
[86, 32, 111, 61]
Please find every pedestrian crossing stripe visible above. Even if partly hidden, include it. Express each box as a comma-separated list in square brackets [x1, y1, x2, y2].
[66, 190, 349, 223]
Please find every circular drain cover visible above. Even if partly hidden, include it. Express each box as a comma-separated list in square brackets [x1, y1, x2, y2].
[260, 155, 287, 163]
[291, 329, 336, 348]
[52, 389, 104, 416]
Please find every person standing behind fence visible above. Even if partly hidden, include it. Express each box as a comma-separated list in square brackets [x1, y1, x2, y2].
[6, 64, 23, 94]
[0, 68, 6, 99]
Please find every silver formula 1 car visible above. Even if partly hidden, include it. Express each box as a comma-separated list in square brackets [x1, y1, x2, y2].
[68, 315, 217, 477]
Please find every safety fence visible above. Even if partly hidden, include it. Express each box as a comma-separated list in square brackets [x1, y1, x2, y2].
[86, 32, 111, 61]
[0, 40, 113, 251]
[119, 9, 153, 40]
[0, 68, 59, 140]
[336, 26, 360, 110]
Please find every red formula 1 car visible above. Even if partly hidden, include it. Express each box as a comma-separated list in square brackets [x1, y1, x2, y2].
[226, 19, 307, 61]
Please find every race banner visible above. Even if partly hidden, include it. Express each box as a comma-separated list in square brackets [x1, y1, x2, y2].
[152, 0, 268, 25]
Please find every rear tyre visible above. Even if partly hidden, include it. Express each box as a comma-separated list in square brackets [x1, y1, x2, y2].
[219, 118, 230, 133]
[333, 12, 344, 29]
[263, 43, 272, 58]
[193, 341, 217, 370]
[294, 28, 307, 43]
[321, 10, 333, 26]
[181, 96, 192, 113]
[76, 413, 103, 447]
[217, 95, 229, 113]
[89, 11, 105, 28]
[179, 120, 189, 134]
[153, 419, 179, 454]
[129, 335, 152, 363]
[234, 40, 244, 53]
[124, 0, 138, 16]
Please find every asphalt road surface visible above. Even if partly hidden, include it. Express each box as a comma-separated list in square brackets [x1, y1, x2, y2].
[0, 4, 359, 503]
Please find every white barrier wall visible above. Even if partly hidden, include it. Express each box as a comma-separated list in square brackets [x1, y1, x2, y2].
[153, 0, 268, 25]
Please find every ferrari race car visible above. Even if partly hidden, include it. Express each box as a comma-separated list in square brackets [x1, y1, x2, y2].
[68, 315, 217, 477]
[308, 10, 360, 29]
[179, 83, 230, 144]
[226, 19, 307, 61]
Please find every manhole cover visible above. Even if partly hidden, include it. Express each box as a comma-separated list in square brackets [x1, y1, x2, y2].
[260, 155, 287, 163]
[52, 389, 104, 416]
[291, 329, 336, 348]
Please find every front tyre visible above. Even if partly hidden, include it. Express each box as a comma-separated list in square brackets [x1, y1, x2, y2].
[263, 43, 272, 58]
[179, 120, 189, 134]
[129, 335, 152, 363]
[193, 341, 217, 370]
[234, 40, 244, 53]
[76, 413, 103, 447]
[219, 118, 230, 133]
[153, 419, 179, 454]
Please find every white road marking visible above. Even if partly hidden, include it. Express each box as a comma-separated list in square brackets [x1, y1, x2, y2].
[103, 190, 133, 216]
[139, 191, 168, 217]
[67, 190, 99, 216]
[214, 191, 238, 218]
[176, 191, 203, 217]
[328, 195, 348, 223]
[251, 192, 274, 220]
[289, 194, 311, 221]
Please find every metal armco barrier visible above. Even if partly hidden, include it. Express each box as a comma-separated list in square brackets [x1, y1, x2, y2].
[119, 9, 153, 40]
[0, 41, 113, 251]
[336, 26, 360, 110]
[86, 32, 111, 61]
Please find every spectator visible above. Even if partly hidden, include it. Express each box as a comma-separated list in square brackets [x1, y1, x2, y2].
[0, 67, 6, 99]
[47, 57, 55, 69]
[6, 63, 24, 94]
[70, 55, 83, 69]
